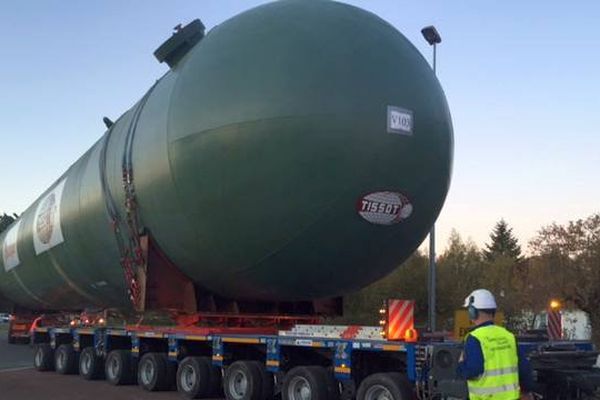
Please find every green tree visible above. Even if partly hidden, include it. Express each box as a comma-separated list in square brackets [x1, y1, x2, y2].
[529, 213, 600, 344]
[483, 219, 522, 262]
[343, 252, 429, 326]
[0, 213, 18, 234]
[436, 230, 484, 329]
[479, 255, 534, 330]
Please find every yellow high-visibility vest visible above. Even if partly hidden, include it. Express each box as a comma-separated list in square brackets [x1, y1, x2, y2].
[466, 325, 520, 400]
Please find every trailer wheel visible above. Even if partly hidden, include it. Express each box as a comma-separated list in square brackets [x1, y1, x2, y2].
[55, 344, 79, 375]
[33, 344, 55, 371]
[79, 347, 104, 380]
[105, 350, 136, 385]
[283, 366, 338, 400]
[356, 373, 412, 400]
[224, 360, 266, 400]
[138, 352, 175, 391]
[249, 361, 274, 400]
[176, 356, 221, 398]
[208, 357, 224, 397]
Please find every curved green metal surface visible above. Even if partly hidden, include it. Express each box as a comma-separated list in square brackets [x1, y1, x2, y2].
[0, 0, 453, 310]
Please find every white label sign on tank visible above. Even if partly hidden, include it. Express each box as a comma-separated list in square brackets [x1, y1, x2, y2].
[2, 220, 22, 271]
[33, 179, 67, 255]
[387, 106, 413, 135]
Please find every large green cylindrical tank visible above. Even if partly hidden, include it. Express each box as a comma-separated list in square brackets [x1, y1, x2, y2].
[0, 0, 452, 311]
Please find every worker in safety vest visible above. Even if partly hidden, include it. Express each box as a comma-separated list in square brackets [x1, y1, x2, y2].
[457, 289, 534, 400]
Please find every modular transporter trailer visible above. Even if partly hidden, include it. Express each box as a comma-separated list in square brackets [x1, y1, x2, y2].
[30, 323, 600, 400]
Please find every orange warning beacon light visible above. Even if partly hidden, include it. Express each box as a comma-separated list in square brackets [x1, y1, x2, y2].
[549, 299, 561, 310]
[404, 327, 419, 342]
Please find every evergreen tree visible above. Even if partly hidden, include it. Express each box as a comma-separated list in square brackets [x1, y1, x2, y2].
[483, 219, 522, 261]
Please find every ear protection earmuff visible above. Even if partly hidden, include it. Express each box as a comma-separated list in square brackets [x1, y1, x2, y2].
[467, 295, 479, 320]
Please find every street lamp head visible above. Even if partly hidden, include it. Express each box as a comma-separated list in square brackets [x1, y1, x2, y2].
[421, 26, 442, 45]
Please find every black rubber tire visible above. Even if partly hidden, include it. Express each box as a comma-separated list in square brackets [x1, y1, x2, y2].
[249, 361, 274, 400]
[105, 350, 136, 385]
[176, 356, 222, 399]
[8, 334, 16, 345]
[138, 352, 175, 392]
[224, 360, 265, 400]
[55, 344, 79, 375]
[282, 366, 338, 400]
[356, 373, 412, 400]
[207, 357, 224, 397]
[79, 347, 105, 380]
[33, 343, 55, 372]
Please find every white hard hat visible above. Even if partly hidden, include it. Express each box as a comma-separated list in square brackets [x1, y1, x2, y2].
[463, 289, 497, 309]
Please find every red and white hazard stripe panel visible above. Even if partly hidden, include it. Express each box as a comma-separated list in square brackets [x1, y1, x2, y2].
[386, 299, 415, 340]
[547, 310, 562, 340]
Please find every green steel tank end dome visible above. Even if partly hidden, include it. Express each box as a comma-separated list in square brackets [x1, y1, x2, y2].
[0, 0, 453, 314]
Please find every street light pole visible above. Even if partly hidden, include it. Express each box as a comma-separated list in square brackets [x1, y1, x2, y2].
[421, 25, 442, 333]
[429, 227, 436, 332]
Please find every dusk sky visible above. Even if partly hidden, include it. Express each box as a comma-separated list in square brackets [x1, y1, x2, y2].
[1, 1, 599, 254]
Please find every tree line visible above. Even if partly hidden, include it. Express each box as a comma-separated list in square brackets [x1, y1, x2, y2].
[343, 213, 600, 344]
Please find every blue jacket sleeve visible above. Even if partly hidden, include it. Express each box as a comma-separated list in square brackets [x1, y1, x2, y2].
[518, 346, 534, 392]
[457, 335, 484, 379]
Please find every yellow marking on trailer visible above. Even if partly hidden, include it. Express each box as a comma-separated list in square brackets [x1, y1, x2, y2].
[36, 327, 49, 333]
[184, 335, 207, 341]
[213, 355, 224, 361]
[168, 352, 178, 357]
[311, 342, 325, 348]
[139, 332, 163, 338]
[382, 344, 404, 351]
[334, 366, 351, 374]
[223, 337, 260, 344]
[131, 348, 139, 353]
[266, 360, 280, 367]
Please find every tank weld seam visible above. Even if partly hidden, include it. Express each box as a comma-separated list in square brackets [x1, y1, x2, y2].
[99, 82, 158, 309]
[234, 192, 346, 276]
[171, 113, 335, 143]
[46, 251, 101, 305]
[10, 270, 52, 307]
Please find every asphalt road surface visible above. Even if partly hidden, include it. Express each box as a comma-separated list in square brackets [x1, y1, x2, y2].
[0, 325, 183, 399]
[0, 324, 32, 370]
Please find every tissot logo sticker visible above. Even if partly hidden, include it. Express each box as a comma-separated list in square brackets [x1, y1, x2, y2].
[33, 179, 67, 255]
[2, 220, 22, 271]
[356, 191, 413, 225]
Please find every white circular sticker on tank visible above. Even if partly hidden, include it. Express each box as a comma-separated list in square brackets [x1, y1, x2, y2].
[33, 179, 67, 255]
[356, 191, 413, 225]
[2, 220, 22, 271]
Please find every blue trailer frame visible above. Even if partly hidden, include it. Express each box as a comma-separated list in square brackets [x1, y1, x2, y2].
[31, 325, 598, 400]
